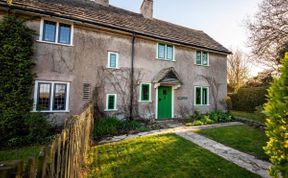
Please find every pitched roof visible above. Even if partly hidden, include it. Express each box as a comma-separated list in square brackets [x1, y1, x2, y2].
[1, 0, 231, 54]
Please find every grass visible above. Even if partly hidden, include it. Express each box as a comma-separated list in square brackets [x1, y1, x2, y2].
[198, 125, 268, 160]
[230, 110, 265, 123]
[88, 134, 260, 178]
[0, 146, 42, 162]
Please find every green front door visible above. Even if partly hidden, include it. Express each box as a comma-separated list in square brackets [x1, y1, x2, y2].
[158, 86, 172, 119]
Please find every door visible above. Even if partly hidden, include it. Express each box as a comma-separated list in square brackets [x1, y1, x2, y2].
[157, 86, 172, 119]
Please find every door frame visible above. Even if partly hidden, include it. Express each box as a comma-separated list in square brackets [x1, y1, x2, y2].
[155, 85, 174, 119]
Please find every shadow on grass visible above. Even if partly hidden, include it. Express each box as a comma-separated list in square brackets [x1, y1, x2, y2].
[88, 134, 260, 178]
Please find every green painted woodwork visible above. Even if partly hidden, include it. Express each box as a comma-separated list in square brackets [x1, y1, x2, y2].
[158, 86, 172, 119]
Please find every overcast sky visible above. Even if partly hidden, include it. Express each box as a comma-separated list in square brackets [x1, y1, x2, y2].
[110, 0, 263, 75]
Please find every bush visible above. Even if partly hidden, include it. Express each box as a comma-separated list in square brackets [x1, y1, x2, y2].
[263, 53, 288, 177]
[224, 96, 233, 110]
[229, 86, 268, 112]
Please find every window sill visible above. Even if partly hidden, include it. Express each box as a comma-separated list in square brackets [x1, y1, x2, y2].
[31, 110, 70, 113]
[105, 109, 118, 112]
[106, 67, 120, 70]
[138, 100, 152, 103]
[194, 104, 210, 106]
[156, 58, 176, 62]
[36, 40, 74, 47]
[194, 63, 209, 67]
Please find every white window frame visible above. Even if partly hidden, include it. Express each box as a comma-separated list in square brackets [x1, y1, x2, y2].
[194, 86, 209, 106]
[105, 94, 117, 111]
[195, 50, 209, 66]
[139, 83, 152, 102]
[156, 42, 175, 61]
[107, 52, 119, 69]
[38, 19, 74, 46]
[33, 80, 70, 112]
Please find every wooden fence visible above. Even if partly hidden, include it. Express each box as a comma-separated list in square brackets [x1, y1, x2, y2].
[0, 104, 94, 178]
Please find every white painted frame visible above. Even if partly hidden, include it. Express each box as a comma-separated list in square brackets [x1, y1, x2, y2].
[195, 50, 210, 66]
[138, 83, 152, 103]
[193, 86, 210, 106]
[33, 80, 70, 112]
[38, 18, 74, 46]
[155, 85, 175, 119]
[107, 52, 119, 69]
[105, 94, 118, 111]
[156, 42, 176, 61]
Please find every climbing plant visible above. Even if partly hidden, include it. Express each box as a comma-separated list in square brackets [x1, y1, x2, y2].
[0, 15, 35, 145]
[263, 52, 288, 178]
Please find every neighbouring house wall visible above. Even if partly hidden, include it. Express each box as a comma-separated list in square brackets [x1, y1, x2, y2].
[0, 12, 227, 124]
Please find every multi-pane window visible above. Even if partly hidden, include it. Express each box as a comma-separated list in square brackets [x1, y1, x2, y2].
[106, 94, 117, 111]
[41, 20, 73, 45]
[194, 86, 209, 105]
[157, 43, 174, 60]
[139, 83, 151, 102]
[107, 52, 119, 68]
[34, 81, 70, 112]
[196, 51, 209, 66]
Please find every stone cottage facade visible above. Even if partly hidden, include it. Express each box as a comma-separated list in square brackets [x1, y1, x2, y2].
[0, 0, 230, 124]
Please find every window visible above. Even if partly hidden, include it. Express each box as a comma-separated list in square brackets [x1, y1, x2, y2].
[40, 20, 73, 45]
[139, 83, 151, 102]
[194, 86, 209, 105]
[157, 43, 174, 60]
[196, 51, 209, 66]
[106, 94, 117, 111]
[33, 81, 70, 112]
[107, 52, 119, 68]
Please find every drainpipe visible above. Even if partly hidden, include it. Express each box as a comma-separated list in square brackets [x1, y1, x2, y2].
[129, 33, 136, 121]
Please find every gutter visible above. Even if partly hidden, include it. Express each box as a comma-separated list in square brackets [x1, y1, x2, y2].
[0, 3, 231, 55]
[129, 33, 136, 120]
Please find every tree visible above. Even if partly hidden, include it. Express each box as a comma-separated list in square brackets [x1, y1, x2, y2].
[263, 52, 288, 178]
[245, 69, 274, 87]
[227, 49, 249, 93]
[0, 15, 35, 145]
[247, 0, 288, 69]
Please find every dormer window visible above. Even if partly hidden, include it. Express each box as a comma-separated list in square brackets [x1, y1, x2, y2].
[157, 43, 175, 61]
[40, 19, 73, 46]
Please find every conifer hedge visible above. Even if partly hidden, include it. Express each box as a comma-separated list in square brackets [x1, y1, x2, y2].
[264, 52, 288, 178]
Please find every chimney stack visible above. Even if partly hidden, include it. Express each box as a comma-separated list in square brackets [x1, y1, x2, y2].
[90, 0, 109, 6]
[141, 0, 153, 19]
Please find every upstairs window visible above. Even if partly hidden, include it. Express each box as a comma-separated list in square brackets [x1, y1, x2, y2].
[194, 86, 209, 105]
[139, 83, 151, 102]
[33, 81, 70, 112]
[107, 52, 119, 68]
[196, 51, 209, 66]
[40, 20, 73, 45]
[106, 94, 117, 111]
[157, 43, 174, 61]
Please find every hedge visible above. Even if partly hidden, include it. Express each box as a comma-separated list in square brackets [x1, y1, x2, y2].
[229, 86, 268, 112]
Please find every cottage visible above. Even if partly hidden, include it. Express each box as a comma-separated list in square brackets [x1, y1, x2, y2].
[0, 0, 230, 124]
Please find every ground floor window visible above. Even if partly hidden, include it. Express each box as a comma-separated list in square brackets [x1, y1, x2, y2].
[194, 86, 209, 105]
[33, 80, 70, 112]
[139, 83, 152, 102]
[106, 94, 117, 111]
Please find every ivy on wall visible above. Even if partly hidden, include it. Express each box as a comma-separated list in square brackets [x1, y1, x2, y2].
[0, 15, 35, 145]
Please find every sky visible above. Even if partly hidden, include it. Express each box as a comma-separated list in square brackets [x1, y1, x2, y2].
[110, 0, 263, 75]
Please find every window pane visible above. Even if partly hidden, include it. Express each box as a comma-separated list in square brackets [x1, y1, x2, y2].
[195, 87, 201, 105]
[43, 21, 56, 42]
[37, 83, 51, 111]
[196, 51, 202, 64]
[158, 44, 165, 59]
[58, 23, 71, 44]
[53, 84, 67, 111]
[202, 88, 208, 105]
[141, 84, 150, 101]
[202, 52, 208, 65]
[108, 95, 115, 110]
[166, 45, 173, 60]
[109, 53, 117, 68]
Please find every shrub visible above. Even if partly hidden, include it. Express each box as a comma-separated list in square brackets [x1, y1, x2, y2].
[229, 87, 268, 112]
[263, 53, 288, 178]
[224, 96, 233, 110]
[0, 15, 35, 145]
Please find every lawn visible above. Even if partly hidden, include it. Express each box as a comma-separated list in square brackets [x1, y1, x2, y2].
[198, 125, 268, 160]
[88, 134, 260, 178]
[230, 110, 266, 123]
[0, 146, 42, 162]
